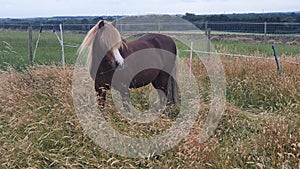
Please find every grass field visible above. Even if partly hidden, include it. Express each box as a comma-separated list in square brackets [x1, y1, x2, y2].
[0, 31, 85, 70]
[0, 31, 299, 168]
[1, 31, 300, 70]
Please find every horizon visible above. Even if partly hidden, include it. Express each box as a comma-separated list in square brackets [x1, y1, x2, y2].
[1, 11, 299, 20]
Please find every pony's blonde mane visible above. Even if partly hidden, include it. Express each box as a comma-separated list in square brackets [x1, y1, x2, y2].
[77, 20, 123, 79]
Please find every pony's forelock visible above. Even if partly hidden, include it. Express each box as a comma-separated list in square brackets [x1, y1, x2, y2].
[96, 21, 122, 51]
[78, 20, 123, 58]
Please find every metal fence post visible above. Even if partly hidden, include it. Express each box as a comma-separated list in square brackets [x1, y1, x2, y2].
[59, 24, 65, 68]
[272, 45, 281, 77]
[28, 24, 33, 66]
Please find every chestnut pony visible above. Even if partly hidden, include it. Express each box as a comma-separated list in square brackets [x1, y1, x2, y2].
[78, 20, 178, 108]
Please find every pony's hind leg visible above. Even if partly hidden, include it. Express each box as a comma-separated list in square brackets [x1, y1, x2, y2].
[152, 73, 178, 105]
[151, 72, 170, 107]
[152, 72, 179, 117]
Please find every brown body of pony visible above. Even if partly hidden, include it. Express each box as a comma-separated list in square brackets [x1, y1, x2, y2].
[78, 20, 178, 109]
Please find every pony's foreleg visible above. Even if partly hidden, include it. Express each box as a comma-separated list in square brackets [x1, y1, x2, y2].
[95, 86, 107, 109]
[119, 88, 131, 112]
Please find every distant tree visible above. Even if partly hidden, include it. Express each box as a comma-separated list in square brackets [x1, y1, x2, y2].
[81, 19, 89, 24]
[282, 16, 296, 22]
[183, 13, 200, 21]
[297, 15, 300, 22]
[93, 17, 103, 23]
[267, 16, 281, 22]
[106, 16, 115, 21]
[46, 20, 61, 25]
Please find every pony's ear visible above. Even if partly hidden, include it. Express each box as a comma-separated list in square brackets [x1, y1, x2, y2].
[98, 20, 105, 29]
[111, 20, 117, 27]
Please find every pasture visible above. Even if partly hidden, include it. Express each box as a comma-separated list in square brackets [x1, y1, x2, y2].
[0, 30, 299, 168]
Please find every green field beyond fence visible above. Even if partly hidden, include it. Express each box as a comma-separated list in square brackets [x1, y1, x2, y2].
[0, 31, 84, 70]
[1, 30, 300, 70]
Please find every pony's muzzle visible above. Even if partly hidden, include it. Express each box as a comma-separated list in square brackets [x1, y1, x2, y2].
[116, 61, 125, 70]
[113, 48, 124, 67]
[111, 60, 124, 70]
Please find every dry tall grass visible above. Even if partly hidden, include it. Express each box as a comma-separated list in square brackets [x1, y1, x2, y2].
[0, 57, 299, 168]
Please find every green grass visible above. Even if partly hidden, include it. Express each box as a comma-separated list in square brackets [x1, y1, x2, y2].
[0, 31, 84, 70]
[214, 41, 300, 57]
[1, 31, 299, 71]
[222, 57, 300, 114]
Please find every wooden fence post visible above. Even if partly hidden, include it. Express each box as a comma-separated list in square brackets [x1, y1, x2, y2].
[189, 42, 193, 76]
[264, 22, 267, 44]
[207, 28, 211, 54]
[0, 21, 3, 31]
[157, 21, 161, 33]
[205, 21, 208, 36]
[28, 24, 33, 66]
[119, 19, 123, 33]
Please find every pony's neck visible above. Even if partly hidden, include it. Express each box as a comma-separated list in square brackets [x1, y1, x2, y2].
[121, 38, 128, 50]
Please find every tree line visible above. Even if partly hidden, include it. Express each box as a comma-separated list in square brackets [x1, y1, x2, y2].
[183, 12, 300, 23]
[1, 12, 300, 33]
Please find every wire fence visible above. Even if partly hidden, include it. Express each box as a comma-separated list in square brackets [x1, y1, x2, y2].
[3, 21, 300, 30]
[2, 21, 299, 44]
[1, 21, 300, 34]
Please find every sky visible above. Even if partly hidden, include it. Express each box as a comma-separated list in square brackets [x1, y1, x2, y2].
[1, 0, 299, 18]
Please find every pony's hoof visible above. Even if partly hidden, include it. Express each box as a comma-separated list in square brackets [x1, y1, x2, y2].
[164, 105, 180, 118]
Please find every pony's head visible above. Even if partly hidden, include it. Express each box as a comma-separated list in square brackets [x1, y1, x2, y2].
[78, 20, 124, 79]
